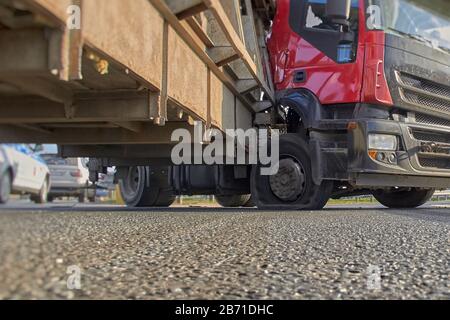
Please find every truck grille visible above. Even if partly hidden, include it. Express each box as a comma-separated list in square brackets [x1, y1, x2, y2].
[400, 72, 450, 98]
[419, 157, 450, 170]
[396, 71, 450, 116]
[415, 113, 450, 128]
[403, 90, 450, 114]
[411, 129, 450, 144]
[410, 127, 450, 171]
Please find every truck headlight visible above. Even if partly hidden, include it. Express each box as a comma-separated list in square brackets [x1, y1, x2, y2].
[368, 134, 398, 151]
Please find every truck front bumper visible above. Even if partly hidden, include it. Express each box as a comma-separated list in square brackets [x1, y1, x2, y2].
[347, 119, 450, 189]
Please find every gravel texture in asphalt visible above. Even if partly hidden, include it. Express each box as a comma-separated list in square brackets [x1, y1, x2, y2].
[0, 205, 449, 300]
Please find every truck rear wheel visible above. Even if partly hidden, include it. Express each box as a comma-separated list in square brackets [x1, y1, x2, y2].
[244, 196, 255, 208]
[154, 192, 176, 207]
[0, 172, 12, 204]
[78, 193, 85, 203]
[252, 134, 333, 210]
[373, 188, 435, 208]
[215, 194, 251, 208]
[119, 166, 175, 208]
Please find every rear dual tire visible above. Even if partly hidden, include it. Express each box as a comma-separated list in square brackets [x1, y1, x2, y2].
[119, 166, 175, 208]
[215, 194, 252, 208]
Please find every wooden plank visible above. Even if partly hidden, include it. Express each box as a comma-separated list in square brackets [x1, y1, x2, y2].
[156, 20, 170, 126]
[176, 4, 208, 20]
[186, 16, 214, 48]
[204, 0, 257, 74]
[202, 0, 274, 103]
[167, 26, 208, 122]
[165, 0, 205, 16]
[242, 0, 263, 79]
[236, 79, 259, 94]
[27, 0, 73, 23]
[83, 0, 164, 90]
[67, 0, 83, 81]
[149, 0, 254, 116]
[207, 47, 240, 66]
[219, 0, 245, 41]
[210, 72, 236, 130]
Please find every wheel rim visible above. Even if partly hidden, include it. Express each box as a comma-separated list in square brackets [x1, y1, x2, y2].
[121, 167, 142, 199]
[1, 174, 11, 200]
[269, 157, 306, 202]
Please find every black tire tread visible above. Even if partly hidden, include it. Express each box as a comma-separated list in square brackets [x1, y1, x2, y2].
[252, 134, 333, 211]
[373, 188, 435, 208]
[215, 194, 252, 208]
[120, 167, 175, 208]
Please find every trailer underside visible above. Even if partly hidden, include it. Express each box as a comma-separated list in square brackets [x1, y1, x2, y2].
[0, 0, 275, 160]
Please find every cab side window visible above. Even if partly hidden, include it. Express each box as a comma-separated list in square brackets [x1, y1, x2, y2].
[289, 0, 360, 63]
[305, 0, 359, 32]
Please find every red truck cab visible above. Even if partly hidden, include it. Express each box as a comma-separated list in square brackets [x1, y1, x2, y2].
[251, 0, 450, 209]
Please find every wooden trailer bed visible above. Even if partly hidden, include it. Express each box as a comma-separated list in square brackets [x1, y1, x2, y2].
[0, 0, 275, 145]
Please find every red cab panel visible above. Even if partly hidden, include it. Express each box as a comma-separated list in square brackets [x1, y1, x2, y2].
[268, 0, 391, 107]
[361, 31, 393, 106]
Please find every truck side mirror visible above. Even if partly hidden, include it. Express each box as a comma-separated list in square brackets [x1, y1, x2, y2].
[326, 0, 355, 63]
[325, 0, 351, 26]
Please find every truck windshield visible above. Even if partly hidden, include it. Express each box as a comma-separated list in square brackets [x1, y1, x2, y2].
[368, 0, 450, 53]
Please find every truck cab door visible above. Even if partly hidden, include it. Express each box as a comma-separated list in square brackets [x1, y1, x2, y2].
[269, 0, 365, 105]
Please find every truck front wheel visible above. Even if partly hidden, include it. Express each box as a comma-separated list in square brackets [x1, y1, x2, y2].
[252, 134, 333, 211]
[373, 188, 435, 209]
[119, 166, 175, 208]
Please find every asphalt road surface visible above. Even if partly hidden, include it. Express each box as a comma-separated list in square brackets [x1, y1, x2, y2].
[0, 202, 449, 300]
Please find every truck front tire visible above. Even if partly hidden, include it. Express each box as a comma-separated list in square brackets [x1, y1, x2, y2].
[119, 166, 175, 208]
[373, 188, 435, 209]
[252, 134, 333, 211]
[215, 194, 251, 208]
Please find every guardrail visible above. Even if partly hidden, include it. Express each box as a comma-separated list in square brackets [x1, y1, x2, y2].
[433, 191, 450, 201]
[340, 190, 450, 203]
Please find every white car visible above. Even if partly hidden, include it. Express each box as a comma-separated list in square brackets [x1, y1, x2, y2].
[42, 155, 95, 203]
[0, 144, 50, 204]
